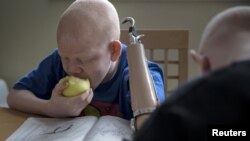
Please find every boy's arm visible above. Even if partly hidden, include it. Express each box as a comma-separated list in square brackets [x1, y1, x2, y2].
[127, 43, 165, 131]
[133, 66, 165, 130]
[8, 89, 50, 116]
[8, 50, 93, 117]
[8, 81, 93, 117]
[122, 17, 165, 131]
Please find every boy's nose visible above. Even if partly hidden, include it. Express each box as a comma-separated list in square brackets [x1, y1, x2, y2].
[67, 64, 82, 75]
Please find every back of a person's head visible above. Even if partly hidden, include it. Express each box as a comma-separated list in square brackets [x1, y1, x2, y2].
[199, 6, 250, 70]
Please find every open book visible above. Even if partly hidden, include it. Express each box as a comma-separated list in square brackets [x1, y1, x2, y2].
[7, 115, 133, 141]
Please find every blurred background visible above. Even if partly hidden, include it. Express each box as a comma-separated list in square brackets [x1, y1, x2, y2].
[0, 0, 249, 89]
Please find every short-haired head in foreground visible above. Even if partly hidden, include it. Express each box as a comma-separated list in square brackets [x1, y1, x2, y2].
[191, 6, 250, 73]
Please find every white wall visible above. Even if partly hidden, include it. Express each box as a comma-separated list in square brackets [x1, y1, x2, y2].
[0, 0, 249, 88]
[0, 0, 72, 88]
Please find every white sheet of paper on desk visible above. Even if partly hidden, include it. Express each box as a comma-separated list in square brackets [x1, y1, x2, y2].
[84, 116, 132, 141]
[6, 115, 132, 141]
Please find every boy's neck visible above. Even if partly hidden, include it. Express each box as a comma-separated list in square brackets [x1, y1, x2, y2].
[102, 59, 120, 83]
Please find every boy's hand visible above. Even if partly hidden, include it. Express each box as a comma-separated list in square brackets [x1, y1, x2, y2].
[46, 81, 93, 117]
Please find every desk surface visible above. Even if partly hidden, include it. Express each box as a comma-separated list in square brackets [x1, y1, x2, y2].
[0, 108, 36, 140]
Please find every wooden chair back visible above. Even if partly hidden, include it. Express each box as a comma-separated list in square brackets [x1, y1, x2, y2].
[120, 30, 188, 95]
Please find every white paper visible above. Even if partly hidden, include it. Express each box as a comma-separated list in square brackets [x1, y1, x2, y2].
[6, 116, 133, 141]
[6, 116, 97, 141]
[85, 116, 133, 141]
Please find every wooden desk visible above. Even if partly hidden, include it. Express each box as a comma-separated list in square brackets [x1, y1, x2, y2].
[0, 108, 35, 140]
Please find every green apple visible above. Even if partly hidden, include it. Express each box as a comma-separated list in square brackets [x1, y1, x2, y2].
[60, 76, 90, 97]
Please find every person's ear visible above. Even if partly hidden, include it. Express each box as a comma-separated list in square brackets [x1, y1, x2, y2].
[110, 40, 121, 62]
[190, 50, 211, 74]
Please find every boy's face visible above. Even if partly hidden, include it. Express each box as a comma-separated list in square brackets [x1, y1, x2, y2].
[57, 37, 112, 90]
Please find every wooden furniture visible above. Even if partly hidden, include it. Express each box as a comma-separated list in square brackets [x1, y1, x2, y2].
[120, 30, 189, 94]
[0, 108, 38, 140]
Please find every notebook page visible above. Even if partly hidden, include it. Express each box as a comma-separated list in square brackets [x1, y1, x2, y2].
[6, 116, 97, 141]
[84, 116, 133, 141]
